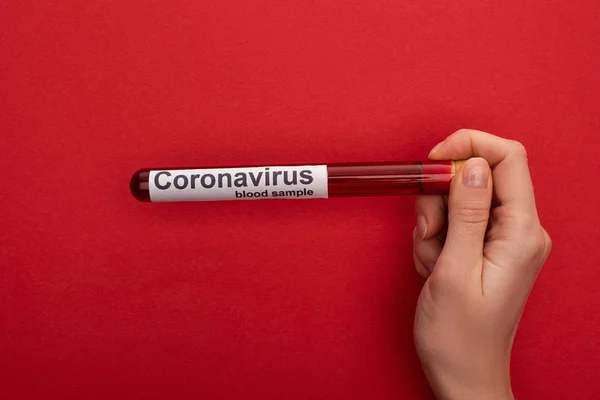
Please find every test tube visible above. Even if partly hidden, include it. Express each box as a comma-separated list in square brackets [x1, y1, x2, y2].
[130, 161, 462, 203]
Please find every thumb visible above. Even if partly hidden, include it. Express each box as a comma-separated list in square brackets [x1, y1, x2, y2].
[440, 157, 493, 272]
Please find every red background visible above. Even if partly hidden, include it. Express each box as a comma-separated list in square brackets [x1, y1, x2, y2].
[2, 1, 599, 399]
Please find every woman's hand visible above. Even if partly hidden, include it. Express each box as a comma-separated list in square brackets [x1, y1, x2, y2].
[413, 129, 552, 400]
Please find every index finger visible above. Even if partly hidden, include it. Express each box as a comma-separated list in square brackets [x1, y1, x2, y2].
[429, 129, 539, 223]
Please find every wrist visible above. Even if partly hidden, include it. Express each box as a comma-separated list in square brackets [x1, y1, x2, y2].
[435, 386, 514, 400]
[424, 365, 513, 400]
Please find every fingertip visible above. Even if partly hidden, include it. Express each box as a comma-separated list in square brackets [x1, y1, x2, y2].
[429, 129, 487, 160]
[416, 213, 427, 240]
[428, 140, 446, 159]
[415, 195, 446, 239]
[413, 228, 443, 278]
[428, 130, 471, 159]
[413, 252, 431, 279]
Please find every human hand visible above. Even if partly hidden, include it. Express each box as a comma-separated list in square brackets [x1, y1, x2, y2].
[412, 130, 552, 399]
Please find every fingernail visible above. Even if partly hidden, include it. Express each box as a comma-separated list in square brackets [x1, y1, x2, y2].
[428, 140, 445, 158]
[416, 213, 427, 239]
[462, 158, 489, 189]
[426, 262, 436, 273]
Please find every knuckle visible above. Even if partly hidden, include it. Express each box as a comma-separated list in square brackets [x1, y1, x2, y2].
[522, 227, 551, 263]
[540, 228, 552, 258]
[523, 232, 542, 253]
[509, 140, 528, 159]
[456, 128, 485, 136]
[447, 128, 476, 142]
[452, 206, 490, 225]
[453, 128, 474, 137]
[543, 229, 552, 252]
